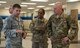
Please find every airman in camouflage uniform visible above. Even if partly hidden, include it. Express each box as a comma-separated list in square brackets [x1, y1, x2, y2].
[30, 8, 48, 48]
[3, 5, 13, 48]
[47, 2, 78, 48]
[3, 4, 26, 48]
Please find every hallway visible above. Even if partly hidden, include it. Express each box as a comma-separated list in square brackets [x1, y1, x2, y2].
[0, 32, 79, 48]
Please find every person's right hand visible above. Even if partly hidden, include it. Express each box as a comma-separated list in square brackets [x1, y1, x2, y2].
[62, 37, 69, 45]
[16, 29, 23, 33]
[22, 32, 27, 39]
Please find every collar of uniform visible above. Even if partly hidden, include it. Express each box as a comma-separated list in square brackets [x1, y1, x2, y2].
[10, 14, 20, 21]
[55, 13, 64, 19]
[37, 17, 45, 21]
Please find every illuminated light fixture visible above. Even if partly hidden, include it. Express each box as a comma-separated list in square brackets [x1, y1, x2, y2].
[62, 5, 66, 8]
[67, 0, 79, 2]
[34, 9, 39, 11]
[27, 8, 35, 9]
[44, 7, 52, 10]
[31, 0, 48, 2]
[20, 5, 27, 7]
[49, 3, 55, 5]
[21, 11, 26, 13]
[0, 1, 7, 3]
[37, 6, 45, 8]
[4, 7, 9, 9]
[21, 2, 36, 5]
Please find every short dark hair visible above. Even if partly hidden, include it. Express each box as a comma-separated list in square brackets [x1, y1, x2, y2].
[12, 4, 21, 9]
[38, 8, 45, 14]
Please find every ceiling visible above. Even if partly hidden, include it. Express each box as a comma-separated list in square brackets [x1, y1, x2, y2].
[0, 0, 80, 11]
[0, 0, 66, 10]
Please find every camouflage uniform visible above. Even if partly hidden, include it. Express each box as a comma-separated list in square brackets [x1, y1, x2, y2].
[47, 13, 78, 48]
[29, 17, 48, 48]
[0, 17, 3, 44]
[3, 14, 24, 48]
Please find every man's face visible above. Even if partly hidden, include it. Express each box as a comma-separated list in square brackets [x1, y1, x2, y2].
[38, 10, 44, 18]
[54, 4, 62, 15]
[12, 8, 21, 16]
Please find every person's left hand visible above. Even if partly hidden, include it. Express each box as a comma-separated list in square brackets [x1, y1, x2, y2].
[16, 29, 23, 33]
[62, 37, 69, 45]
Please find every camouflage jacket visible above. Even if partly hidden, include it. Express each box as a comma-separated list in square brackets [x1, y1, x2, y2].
[3, 14, 24, 48]
[29, 17, 48, 42]
[47, 13, 78, 40]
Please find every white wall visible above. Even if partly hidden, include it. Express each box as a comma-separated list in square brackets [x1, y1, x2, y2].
[0, 9, 10, 15]
[0, 9, 34, 16]
[78, 21, 80, 40]
[67, 2, 80, 14]
[33, 10, 53, 20]
[44, 10, 53, 20]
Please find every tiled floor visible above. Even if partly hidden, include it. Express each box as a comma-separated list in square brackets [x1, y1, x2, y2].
[0, 32, 79, 48]
[22, 36, 79, 48]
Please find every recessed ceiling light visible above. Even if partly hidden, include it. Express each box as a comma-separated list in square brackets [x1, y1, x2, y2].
[20, 5, 27, 7]
[0, 1, 7, 3]
[44, 7, 52, 10]
[21, 11, 26, 13]
[31, 0, 48, 2]
[27, 8, 35, 9]
[49, 3, 55, 5]
[4, 7, 9, 9]
[37, 6, 45, 8]
[21, 2, 36, 5]
[67, 0, 79, 2]
[34, 9, 39, 11]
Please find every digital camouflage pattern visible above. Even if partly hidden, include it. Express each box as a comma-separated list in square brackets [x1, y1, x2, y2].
[47, 13, 78, 48]
[3, 14, 24, 48]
